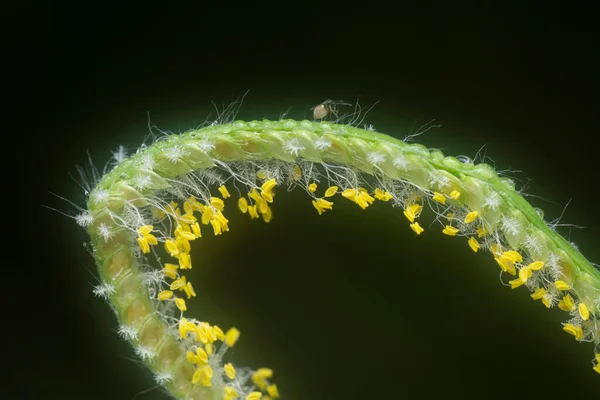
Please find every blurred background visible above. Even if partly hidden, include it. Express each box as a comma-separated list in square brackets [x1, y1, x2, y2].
[12, 2, 600, 399]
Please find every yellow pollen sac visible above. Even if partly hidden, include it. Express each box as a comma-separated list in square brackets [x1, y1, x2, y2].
[210, 197, 225, 211]
[518, 266, 532, 283]
[262, 206, 273, 223]
[138, 225, 153, 235]
[594, 363, 600, 374]
[164, 263, 178, 279]
[324, 186, 339, 197]
[501, 251, 523, 264]
[183, 282, 196, 299]
[246, 392, 262, 400]
[225, 327, 240, 347]
[494, 256, 516, 275]
[176, 237, 191, 254]
[578, 303, 590, 321]
[442, 225, 459, 236]
[528, 261, 544, 271]
[171, 276, 187, 290]
[186, 351, 198, 364]
[248, 205, 259, 219]
[261, 190, 274, 203]
[464, 211, 479, 224]
[557, 294, 575, 312]
[137, 237, 150, 254]
[179, 318, 197, 339]
[195, 347, 208, 364]
[450, 190, 461, 200]
[178, 253, 192, 269]
[374, 188, 393, 201]
[238, 197, 248, 213]
[467, 237, 480, 252]
[175, 298, 187, 312]
[176, 229, 196, 242]
[509, 278, 524, 289]
[192, 367, 203, 384]
[191, 222, 201, 238]
[476, 226, 487, 238]
[554, 280, 570, 291]
[308, 182, 317, 192]
[530, 288, 546, 300]
[218, 185, 231, 198]
[403, 204, 422, 223]
[563, 323, 584, 340]
[312, 198, 334, 215]
[213, 325, 225, 341]
[261, 178, 277, 192]
[541, 295, 551, 308]
[165, 239, 179, 257]
[432, 192, 446, 204]
[158, 290, 174, 300]
[205, 342, 213, 356]
[267, 384, 280, 399]
[201, 207, 214, 225]
[224, 362, 236, 379]
[410, 222, 424, 235]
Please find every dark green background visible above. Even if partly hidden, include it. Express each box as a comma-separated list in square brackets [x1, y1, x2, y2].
[14, 3, 600, 399]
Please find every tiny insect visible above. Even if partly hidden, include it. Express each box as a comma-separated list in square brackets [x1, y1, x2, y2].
[310, 99, 352, 120]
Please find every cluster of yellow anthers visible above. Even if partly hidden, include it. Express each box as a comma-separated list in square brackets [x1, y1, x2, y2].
[304, 183, 599, 373]
[137, 181, 281, 398]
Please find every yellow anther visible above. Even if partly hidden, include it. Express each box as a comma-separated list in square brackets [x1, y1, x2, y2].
[541, 295, 551, 308]
[176, 237, 191, 254]
[501, 251, 523, 264]
[267, 384, 280, 399]
[261, 190, 274, 203]
[509, 278, 524, 289]
[324, 186, 339, 197]
[446, 213, 454, 220]
[342, 188, 374, 209]
[374, 188, 393, 201]
[308, 182, 317, 192]
[195, 347, 208, 364]
[205, 342, 213, 356]
[494, 256, 516, 275]
[225, 387, 239, 400]
[403, 204, 422, 223]
[191, 222, 202, 238]
[224, 362, 236, 379]
[557, 294, 575, 312]
[312, 198, 334, 215]
[464, 211, 479, 224]
[158, 290, 173, 300]
[476, 226, 487, 238]
[563, 323, 584, 340]
[432, 192, 446, 204]
[410, 222, 424, 235]
[442, 225, 459, 236]
[218, 185, 231, 198]
[183, 282, 196, 299]
[213, 325, 225, 341]
[248, 205, 259, 219]
[192, 367, 203, 384]
[186, 350, 198, 364]
[528, 261, 544, 271]
[518, 266, 532, 283]
[210, 197, 225, 211]
[246, 392, 262, 400]
[578, 303, 590, 321]
[199, 365, 213, 386]
[175, 298, 187, 312]
[152, 207, 167, 219]
[292, 165, 302, 180]
[262, 206, 273, 223]
[252, 368, 273, 390]
[164, 263, 178, 279]
[165, 239, 179, 257]
[201, 206, 214, 225]
[176, 229, 196, 242]
[238, 197, 248, 213]
[179, 318, 197, 339]
[178, 253, 192, 269]
[137, 237, 150, 254]
[261, 178, 277, 192]
[450, 190, 461, 200]
[555, 280, 570, 291]
[257, 200, 269, 215]
[138, 225, 153, 235]
[225, 327, 240, 347]
[170, 276, 187, 290]
[594, 363, 600, 374]
[467, 237, 480, 252]
[530, 288, 546, 300]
